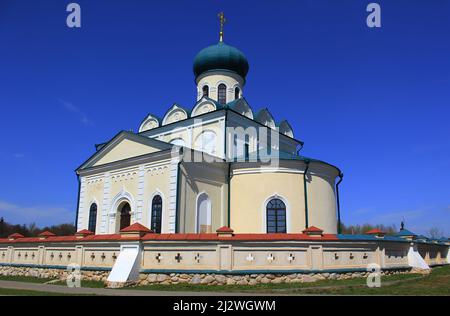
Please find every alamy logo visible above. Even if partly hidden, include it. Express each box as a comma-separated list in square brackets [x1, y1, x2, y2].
[170, 118, 281, 168]
[66, 3, 81, 28]
[366, 263, 381, 287]
[66, 263, 81, 288]
[367, 3, 381, 28]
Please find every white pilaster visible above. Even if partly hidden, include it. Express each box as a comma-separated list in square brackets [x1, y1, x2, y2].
[136, 165, 145, 223]
[77, 177, 87, 229]
[220, 118, 226, 159]
[100, 172, 111, 234]
[168, 157, 180, 233]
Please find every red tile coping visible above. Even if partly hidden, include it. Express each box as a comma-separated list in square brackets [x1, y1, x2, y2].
[120, 223, 153, 233]
[216, 226, 234, 233]
[302, 226, 324, 237]
[38, 231, 56, 237]
[8, 233, 24, 240]
[0, 233, 339, 244]
[142, 233, 338, 241]
[366, 229, 385, 235]
[75, 229, 94, 236]
[216, 226, 234, 237]
[302, 226, 324, 233]
[365, 229, 386, 237]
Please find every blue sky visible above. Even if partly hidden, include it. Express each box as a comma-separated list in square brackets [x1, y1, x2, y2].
[0, 0, 449, 236]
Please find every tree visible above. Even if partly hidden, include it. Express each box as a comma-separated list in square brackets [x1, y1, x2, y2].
[427, 226, 444, 239]
[0, 217, 4, 236]
[0, 219, 76, 238]
[341, 223, 397, 235]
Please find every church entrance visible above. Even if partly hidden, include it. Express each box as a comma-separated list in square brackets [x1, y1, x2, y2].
[119, 202, 131, 230]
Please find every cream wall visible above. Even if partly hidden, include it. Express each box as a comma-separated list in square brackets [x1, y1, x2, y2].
[78, 157, 175, 235]
[140, 162, 171, 232]
[80, 175, 105, 232]
[196, 71, 244, 102]
[307, 164, 340, 234]
[230, 161, 339, 234]
[177, 161, 228, 233]
[231, 171, 305, 233]
[93, 139, 160, 166]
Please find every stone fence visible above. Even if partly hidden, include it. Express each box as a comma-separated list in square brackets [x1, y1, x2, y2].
[0, 228, 448, 286]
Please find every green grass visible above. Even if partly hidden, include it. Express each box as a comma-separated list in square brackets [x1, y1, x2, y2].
[125, 266, 450, 295]
[315, 265, 450, 296]
[0, 288, 84, 296]
[52, 279, 106, 288]
[0, 275, 105, 288]
[34, 271, 420, 292]
[1, 266, 449, 295]
[0, 275, 53, 284]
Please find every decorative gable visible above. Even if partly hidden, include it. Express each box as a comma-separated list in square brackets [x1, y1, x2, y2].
[139, 114, 160, 132]
[77, 131, 172, 171]
[229, 98, 253, 119]
[278, 120, 294, 138]
[162, 104, 189, 125]
[255, 108, 276, 129]
[93, 139, 159, 166]
[191, 98, 218, 117]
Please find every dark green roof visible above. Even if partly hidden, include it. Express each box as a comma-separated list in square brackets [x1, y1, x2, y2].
[193, 42, 249, 79]
[233, 149, 341, 174]
[396, 229, 417, 237]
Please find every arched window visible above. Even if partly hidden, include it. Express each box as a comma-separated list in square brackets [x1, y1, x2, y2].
[170, 138, 185, 147]
[218, 84, 227, 104]
[88, 203, 97, 234]
[235, 87, 240, 100]
[151, 195, 162, 234]
[202, 85, 209, 97]
[266, 199, 286, 233]
[119, 203, 131, 230]
[197, 193, 211, 233]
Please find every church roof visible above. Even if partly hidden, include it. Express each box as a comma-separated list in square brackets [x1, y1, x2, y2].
[193, 42, 250, 80]
[77, 131, 173, 172]
[395, 229, 417, 237]
[233, 150, 341, 174]
[138, 98, 304, 145]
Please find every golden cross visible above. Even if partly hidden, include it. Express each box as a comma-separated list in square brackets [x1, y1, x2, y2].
[218, 12, 226, 42]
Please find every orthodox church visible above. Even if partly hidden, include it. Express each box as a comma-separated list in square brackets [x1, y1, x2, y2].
[2, 15, 446, 285]
[75, 15, 343, 236]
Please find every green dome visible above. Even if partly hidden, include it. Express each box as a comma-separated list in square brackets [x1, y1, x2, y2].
[193, 42, 249, 79]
